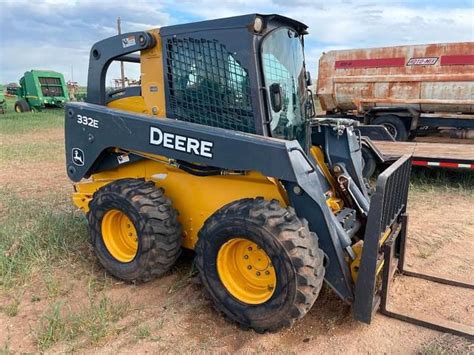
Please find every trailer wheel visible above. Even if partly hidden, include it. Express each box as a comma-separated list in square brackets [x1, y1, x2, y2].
[361, 145, 377, 179]
[373, 115, 408, 141]
[195, 198, 325, 333]
[87, 178, 182, 282]
[14, 99, 30, 113]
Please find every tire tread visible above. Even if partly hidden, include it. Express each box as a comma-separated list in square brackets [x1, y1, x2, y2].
[87, 178, 182, 282]
[195, 197, 325, 333]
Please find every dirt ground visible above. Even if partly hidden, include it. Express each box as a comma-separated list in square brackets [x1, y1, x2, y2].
[1, 127, 473, 354]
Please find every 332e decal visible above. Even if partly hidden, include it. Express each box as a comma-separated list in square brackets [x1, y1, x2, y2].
[77, 114, 99, 128]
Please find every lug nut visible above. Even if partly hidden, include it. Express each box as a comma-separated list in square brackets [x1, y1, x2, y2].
[247, 265, 252, 270]
[265, 271, 270, 275]
[256, 272, 261, 276]
[244, 255, 249, 259]
[248, 247, 252, 251]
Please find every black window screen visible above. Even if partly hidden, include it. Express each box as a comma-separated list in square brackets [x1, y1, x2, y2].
[39, 77, 64, 97]
[165, 38, 255, 133]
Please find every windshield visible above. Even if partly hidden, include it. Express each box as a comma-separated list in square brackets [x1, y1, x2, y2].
[261, 27, 308, 149]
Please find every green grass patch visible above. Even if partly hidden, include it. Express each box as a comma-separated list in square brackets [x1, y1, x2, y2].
[135, 324, 151, 341]
[0, 97, 64, 134]
[0, 190, 89, 290]
[0, 141, 63, 166]
[34, 302, 67, 350]
[2, 298, 20, 317]
[409, 167, 474, 194]
[0, 98, 64, 166]
[1, 335, 12, 355]
[0, 110, 63, 134]
[34, 295, 130, 351]
[43, 270, 71, 298]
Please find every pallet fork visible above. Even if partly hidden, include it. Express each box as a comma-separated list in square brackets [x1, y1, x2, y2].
[352, 155, 473, 339]
[380, 216, 474, 339]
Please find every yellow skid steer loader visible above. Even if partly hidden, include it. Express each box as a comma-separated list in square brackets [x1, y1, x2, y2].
[64, 14, 472, 337]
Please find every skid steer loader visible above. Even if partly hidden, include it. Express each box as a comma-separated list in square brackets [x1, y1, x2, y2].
[64, 14, 472, 336]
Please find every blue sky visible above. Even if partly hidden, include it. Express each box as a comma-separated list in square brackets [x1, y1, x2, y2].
[1, 0, 473, 85]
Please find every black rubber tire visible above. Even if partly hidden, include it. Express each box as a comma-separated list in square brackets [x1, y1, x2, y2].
[14, 99, 30, 113]
[87, 178, 182, 282]
[361, 145, 377, 179]
[373, 115, 409, 141]
[195, 197, 325, 333]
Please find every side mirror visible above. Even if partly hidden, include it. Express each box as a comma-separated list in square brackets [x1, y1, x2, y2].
[269, 83, 283, 112]
[306, 71, 312, 87]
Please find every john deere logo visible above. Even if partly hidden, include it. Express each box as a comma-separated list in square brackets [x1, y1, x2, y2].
[72, 148, 85, 166]
[149, 126, 214, 158]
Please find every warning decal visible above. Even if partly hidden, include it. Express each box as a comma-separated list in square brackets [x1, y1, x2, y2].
[122, 35, 136, 48]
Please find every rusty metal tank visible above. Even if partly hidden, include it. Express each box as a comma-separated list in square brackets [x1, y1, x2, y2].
[316, 42, 474, 114]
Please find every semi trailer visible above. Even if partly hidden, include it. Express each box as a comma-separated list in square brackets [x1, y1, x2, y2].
[316, 42, 474, 141]
[315, 42, 474, 176]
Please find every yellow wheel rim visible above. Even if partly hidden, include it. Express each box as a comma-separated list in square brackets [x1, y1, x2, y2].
[15, 105, 21, 113]
[101, 209, 138, 263]
[217, 238, 276, 304]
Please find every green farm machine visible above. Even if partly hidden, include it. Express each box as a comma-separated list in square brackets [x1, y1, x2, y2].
[14, 70, 69, 112]
[0, 86, 6, 114]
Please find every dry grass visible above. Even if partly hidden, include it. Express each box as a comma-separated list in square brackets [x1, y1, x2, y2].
[33, 295, 130, 351]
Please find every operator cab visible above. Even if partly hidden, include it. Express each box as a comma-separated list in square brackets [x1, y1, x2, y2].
[88, 14, 314, 151]
[159, 14, 313, 150]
